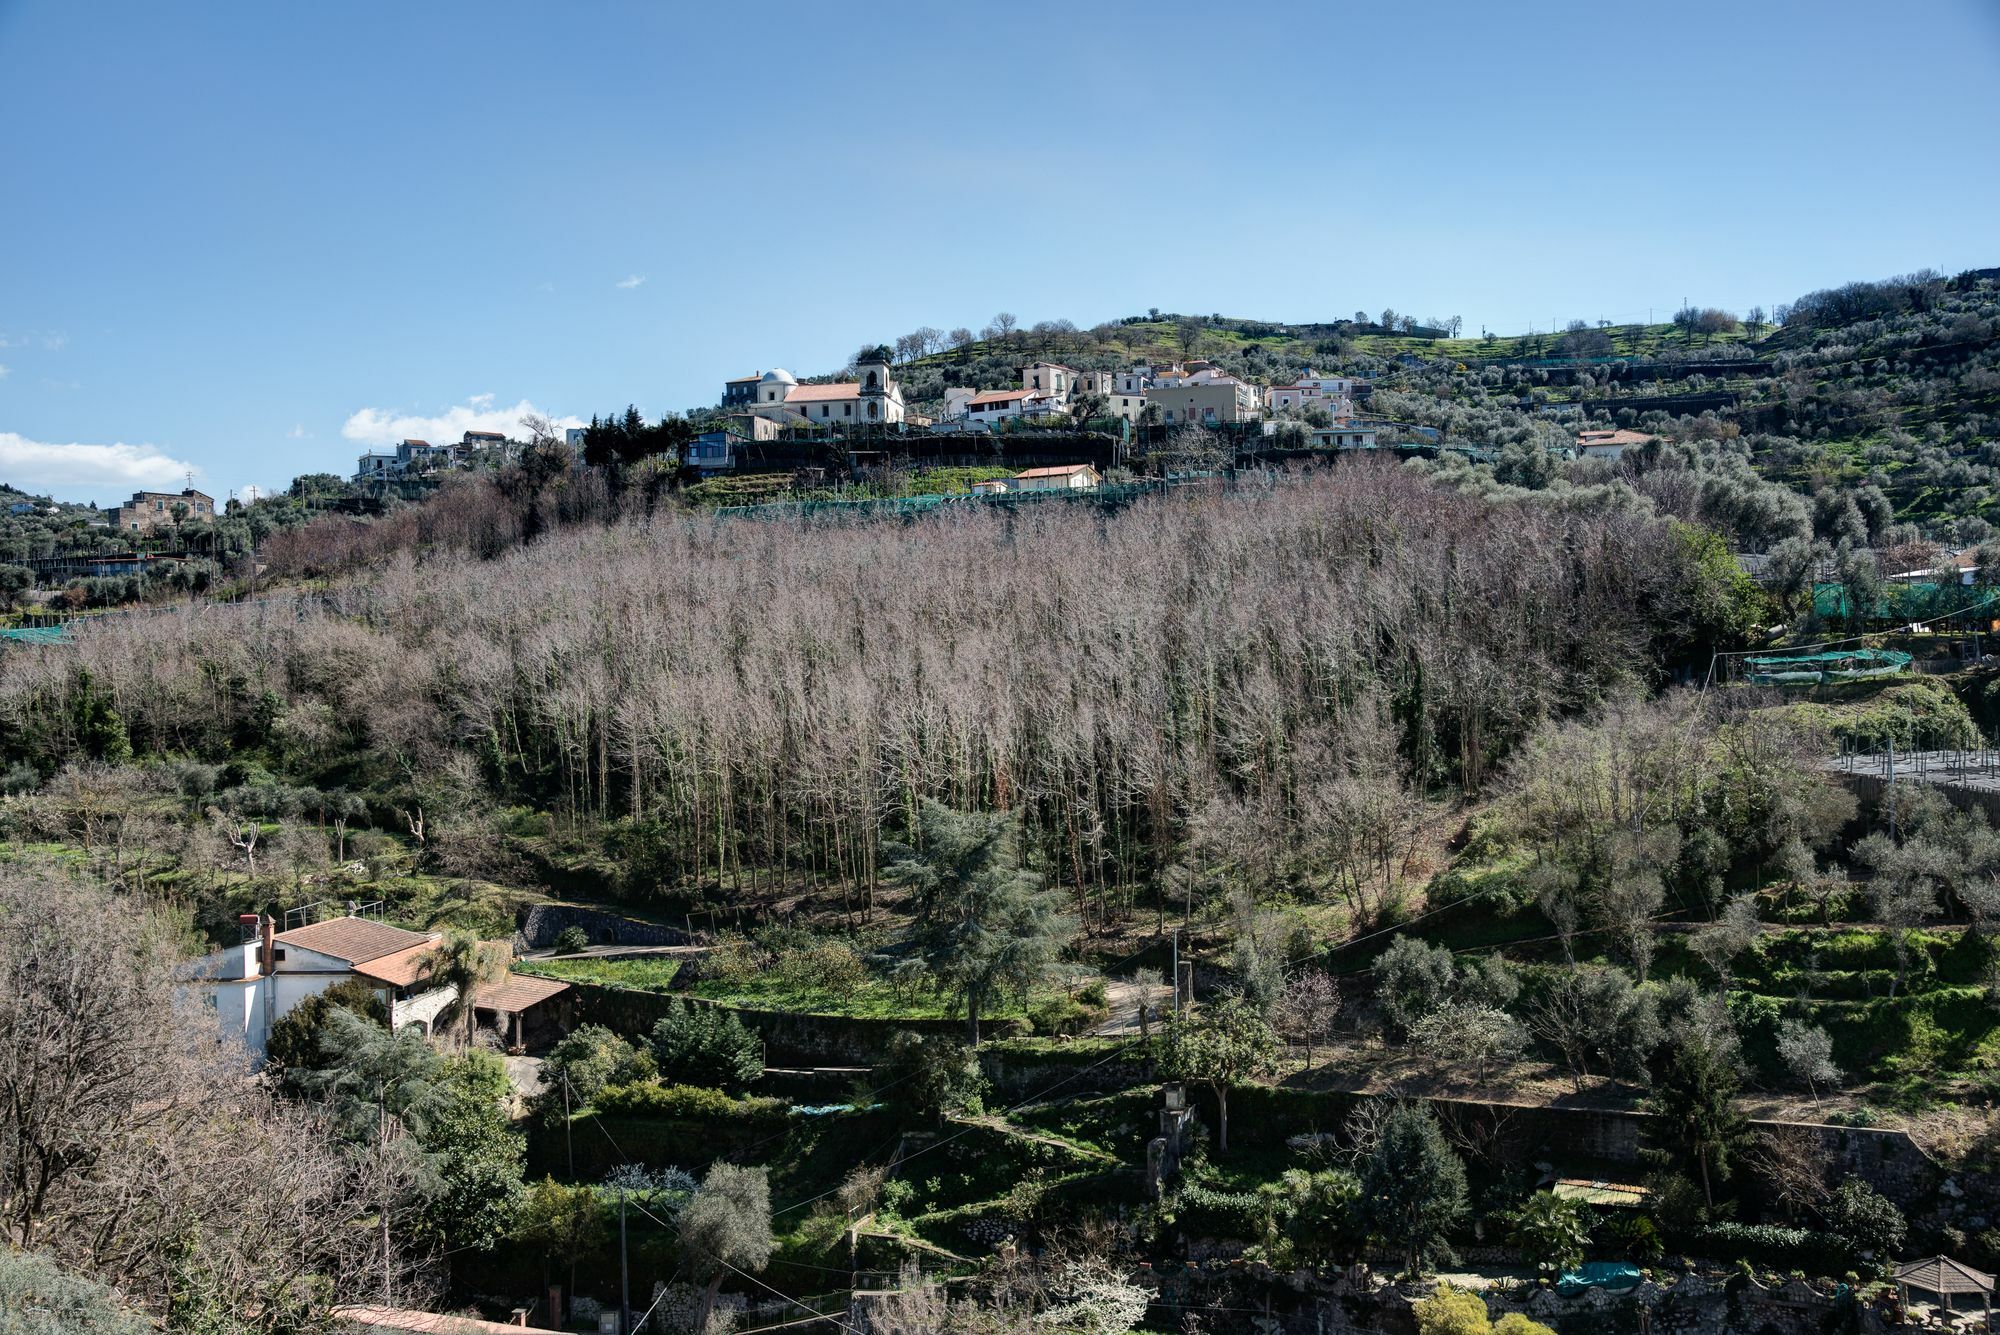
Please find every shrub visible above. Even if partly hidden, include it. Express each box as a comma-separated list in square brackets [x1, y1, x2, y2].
[879, 1032, 986, 1121]
[541, 1024, 652, 1111]
[1506, 1192, 1590, 1277]
[1412, 1283, 1489, 1335]
[649, 1000, 763, 1092]
[1822, 1180, 1905, 1260]
[1028, 994, 1093, 1037]
[1694, 1221, 1851, 1272]
[771, 939, 868, 994]
[593, 1081, 788, 1122]
[553, 926, 590, 955]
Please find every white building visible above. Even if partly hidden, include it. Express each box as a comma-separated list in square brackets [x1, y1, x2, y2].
[1011, 463, 1102, 492]
[191, 912, 571, 1059]
[1266, 370, 1356, 417]
[944, 386, 1065, 426]
[1308, 426, 1379, 450]
[1574, 428, 1655, 461]
[193, 914, 444, 1057]
[738, 353, 908, 427]
[353, 431, 517, 484]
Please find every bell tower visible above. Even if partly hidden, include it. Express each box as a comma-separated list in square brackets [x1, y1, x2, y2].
[856, 345, 894, 420]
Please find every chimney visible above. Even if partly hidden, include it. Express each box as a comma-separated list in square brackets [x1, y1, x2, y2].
[509, 1311, 530, 1327]
[260, 915, 276, 977]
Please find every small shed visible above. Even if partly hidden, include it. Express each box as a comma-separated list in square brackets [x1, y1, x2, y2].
[1895, 1255, 1994, 1323]
[472, 973, 574, 1052]
[1551, 1178, 1647, 1209]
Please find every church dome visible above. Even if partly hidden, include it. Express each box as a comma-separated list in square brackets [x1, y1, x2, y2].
[760, 369, 798, 386]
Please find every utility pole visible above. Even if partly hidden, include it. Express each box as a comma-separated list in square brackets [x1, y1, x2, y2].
[619, 1188, 632, 1335]
[563, 1075, 575, 1179]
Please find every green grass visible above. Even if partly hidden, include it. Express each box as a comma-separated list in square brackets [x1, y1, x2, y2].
[687, 972, 1050, 1021]
[516, 954, 684, 992]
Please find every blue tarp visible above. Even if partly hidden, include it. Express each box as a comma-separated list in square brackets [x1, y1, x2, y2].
[1556, 1262, 1643, 1295]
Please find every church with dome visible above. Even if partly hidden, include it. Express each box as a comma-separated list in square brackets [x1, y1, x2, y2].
[720, 349, 909, 427]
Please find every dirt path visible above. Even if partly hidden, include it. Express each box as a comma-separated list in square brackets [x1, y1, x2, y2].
[1092, 977, 1170, 1036]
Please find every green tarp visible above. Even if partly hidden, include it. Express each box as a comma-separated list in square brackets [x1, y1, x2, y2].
[1557, 1262, 1643, 1294]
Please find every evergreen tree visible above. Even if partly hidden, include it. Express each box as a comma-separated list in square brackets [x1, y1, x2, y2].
[649, 1001, 763, 1092]
[1644, 1035, 1750, 1210]
[1360, 1103, 1468, 1276]
[884, 800, 1077, 1042]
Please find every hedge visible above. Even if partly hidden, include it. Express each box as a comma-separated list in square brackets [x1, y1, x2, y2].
[594, 1081, 790, 1122]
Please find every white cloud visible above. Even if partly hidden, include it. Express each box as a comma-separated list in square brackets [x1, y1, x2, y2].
[286, 423, 309, 439]
[0, 431, 198, 496]
[0, 365, 9, 380]
[340, 397, 584, 447]
[615, 274, 647, 290]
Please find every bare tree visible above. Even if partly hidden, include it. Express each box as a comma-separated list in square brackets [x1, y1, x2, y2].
[1273, 969, 1342, 1068]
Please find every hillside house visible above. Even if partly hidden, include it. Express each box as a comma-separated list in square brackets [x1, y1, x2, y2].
[111, 487, 214, 534]
[1575, 428, 1655, 461]
[1149, 376, 1262, 426]
[687, 429, 746, 475]
[735, 352, 909, 427]
[944, 386, 1064, 425]
[191, 913, 571, 1058]
[353, 431, 520, 484]
[1012, 463, 1101, 492]
[1308, 426, 1379, 450]
[1267, 370, 1356, 416]
[1017, 362, 1113, 402]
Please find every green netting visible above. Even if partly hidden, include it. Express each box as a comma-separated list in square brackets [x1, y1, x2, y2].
[0, 625, 71, 645]
[1742, 647, 1912, 685]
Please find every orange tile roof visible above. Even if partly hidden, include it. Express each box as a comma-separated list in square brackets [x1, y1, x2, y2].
[784, 382, 862, 401]
[474, 973, 571, 1013]
[350, 941, 442, 988]
[1014, 464, 1097, 479]
[274, 918, 438, 966]
[968, 389, 1028, 405]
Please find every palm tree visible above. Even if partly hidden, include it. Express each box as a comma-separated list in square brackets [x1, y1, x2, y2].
[416, 931, 510, 1046]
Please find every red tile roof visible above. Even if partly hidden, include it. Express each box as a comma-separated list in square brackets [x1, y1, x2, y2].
[474, 973, 571, 1013]
[274, 918, 438, 966]
[351, 941, 442, 988]
[784, 382, 862, 401]
[1014, 464, 1098, 479]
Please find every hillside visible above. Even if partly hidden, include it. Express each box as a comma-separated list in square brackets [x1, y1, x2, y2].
[7, 267, 2000, 1334]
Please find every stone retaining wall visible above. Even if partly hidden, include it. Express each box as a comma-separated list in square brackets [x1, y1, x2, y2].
[513, 903, 705, 953]
[563, 979, 1026, 1065]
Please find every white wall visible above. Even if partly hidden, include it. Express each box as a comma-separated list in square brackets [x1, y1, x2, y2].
[393, 983, 458, 1035]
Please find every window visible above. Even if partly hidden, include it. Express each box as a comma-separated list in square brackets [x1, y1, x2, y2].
[821, 405, 830, 417]
[868, 401, 877, 418]
[844, 404, 852, 416]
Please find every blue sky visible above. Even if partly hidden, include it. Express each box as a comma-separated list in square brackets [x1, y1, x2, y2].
[2, 0, 1996, 504]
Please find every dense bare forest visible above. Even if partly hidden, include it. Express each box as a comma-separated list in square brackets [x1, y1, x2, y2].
[0, 465, 1742, 924]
